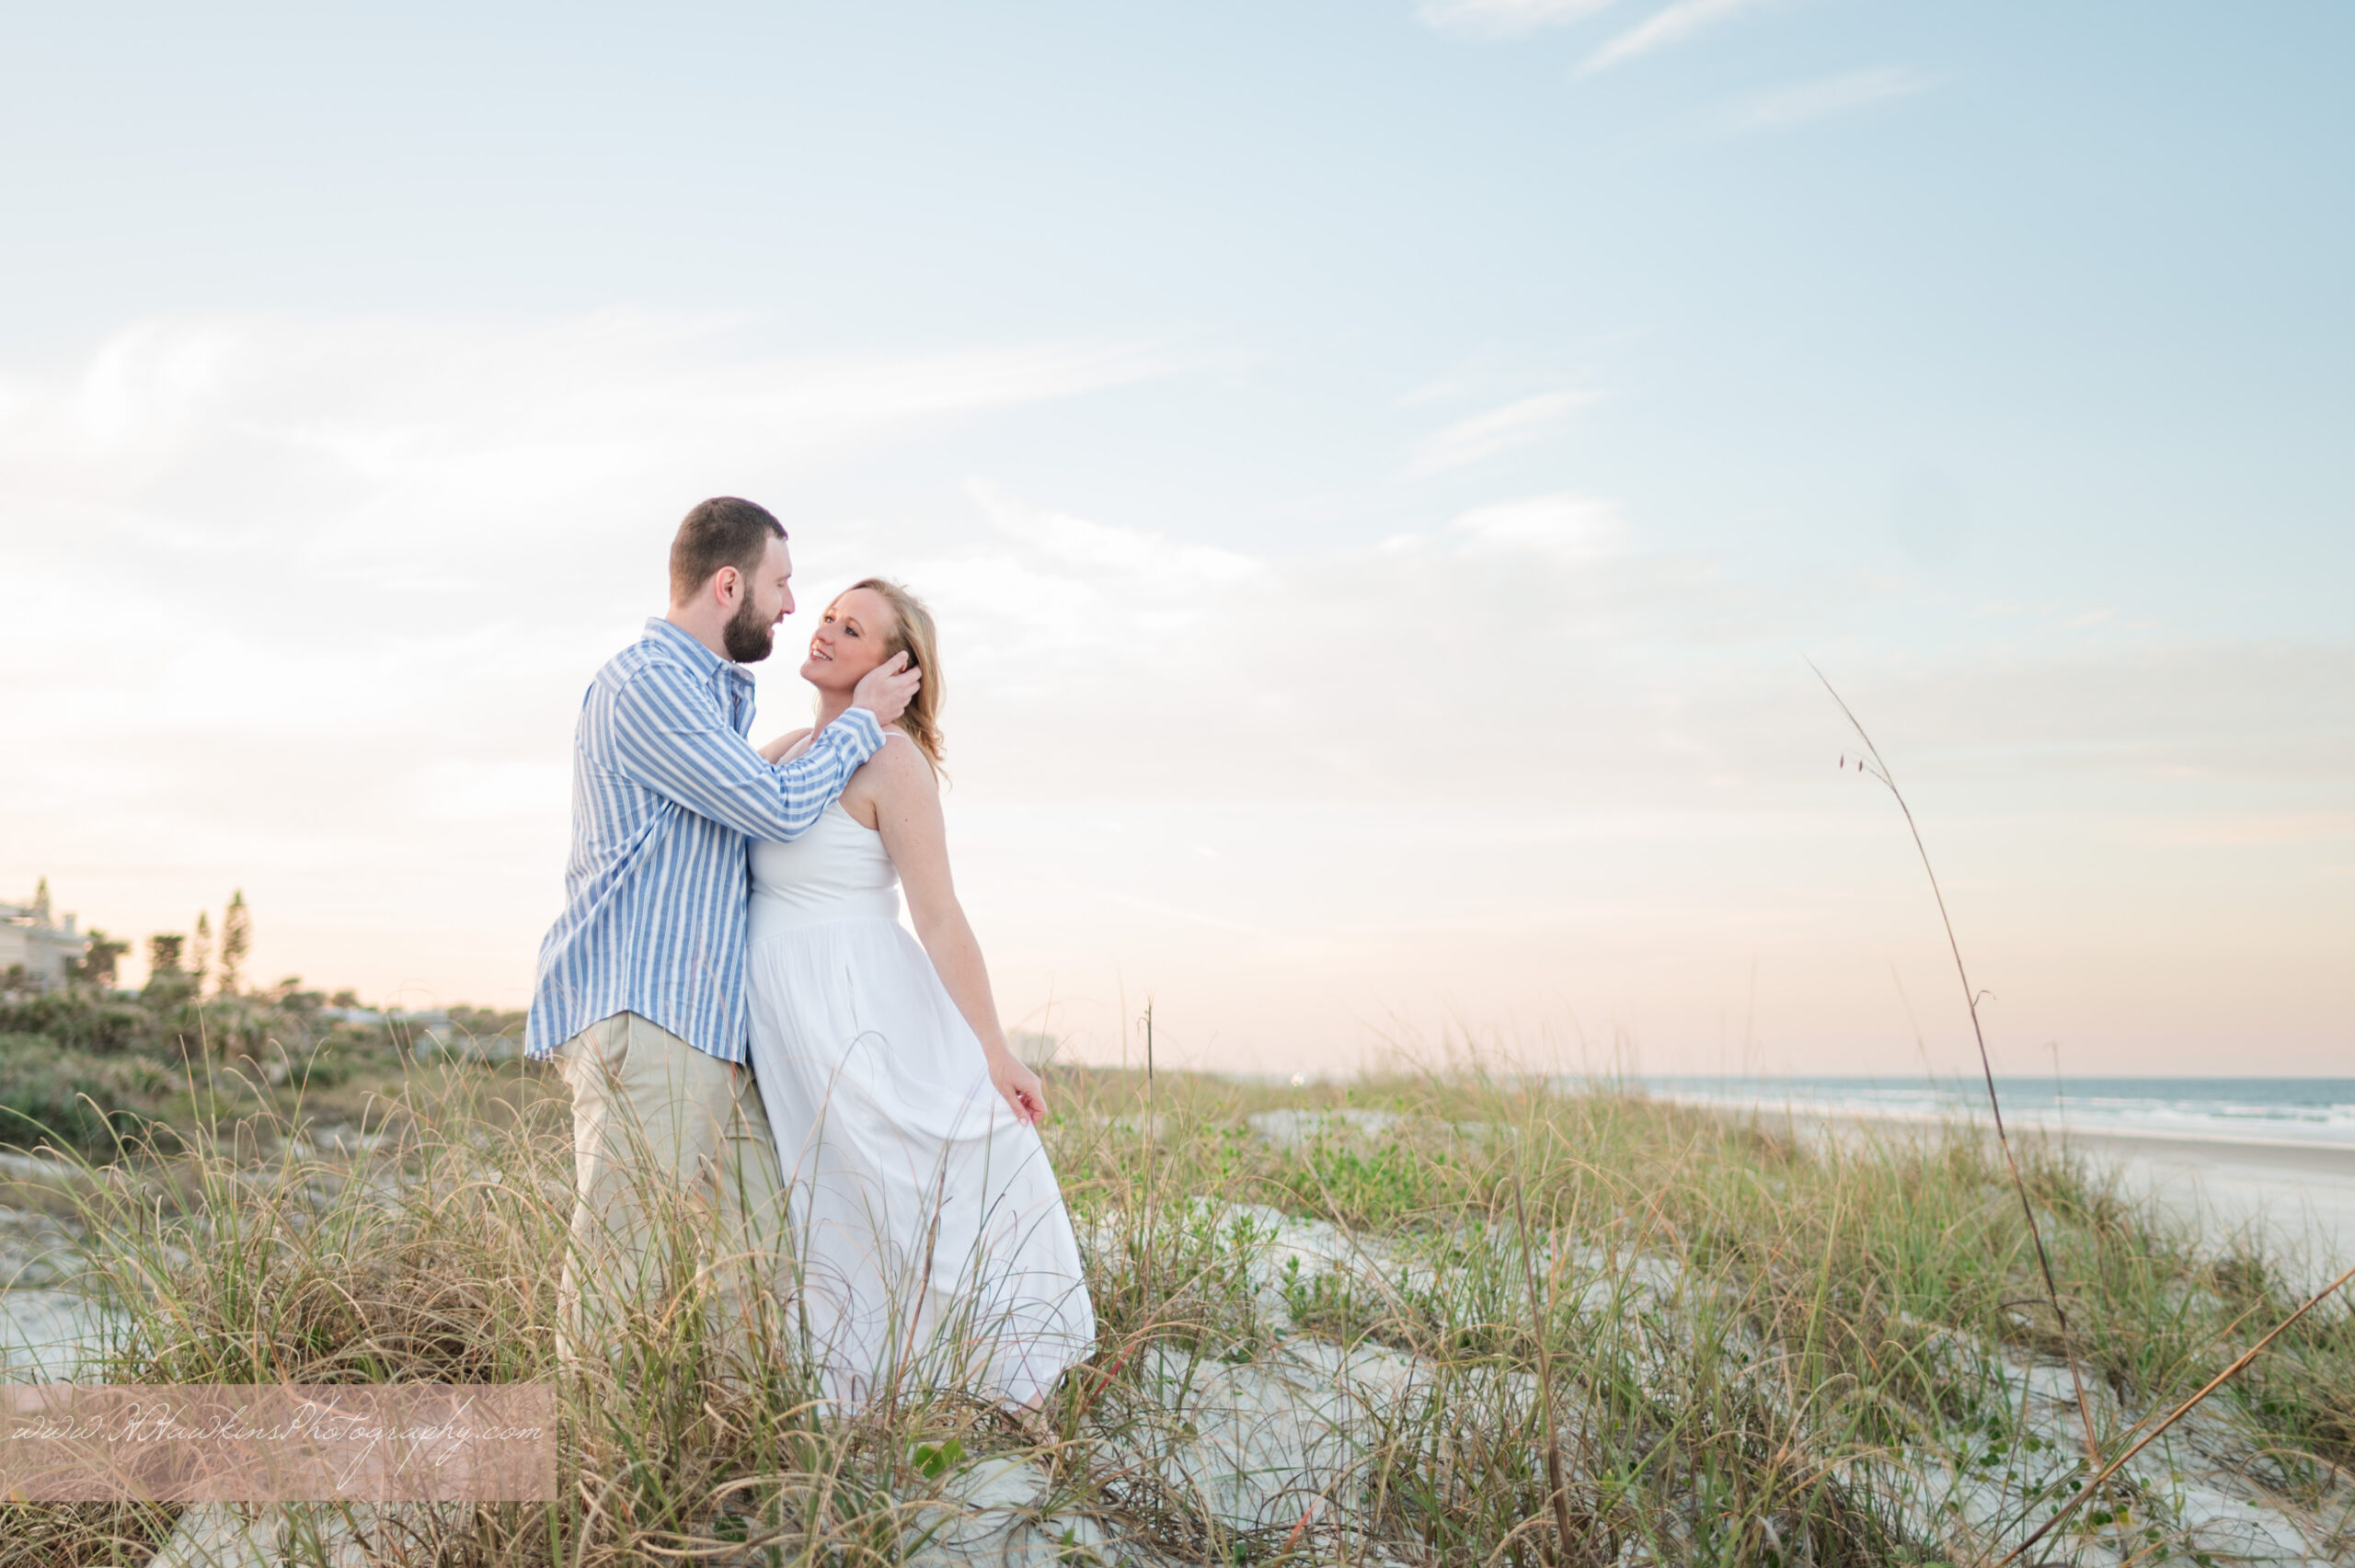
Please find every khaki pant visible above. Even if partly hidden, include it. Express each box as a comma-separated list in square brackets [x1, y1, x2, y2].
[554, 1012, 789, 1367]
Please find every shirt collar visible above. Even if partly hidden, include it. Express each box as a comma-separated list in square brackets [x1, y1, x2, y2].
[641, 617, 754, 689]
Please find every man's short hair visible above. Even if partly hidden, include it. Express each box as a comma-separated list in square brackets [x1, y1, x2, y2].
[670, 498, 787, 603]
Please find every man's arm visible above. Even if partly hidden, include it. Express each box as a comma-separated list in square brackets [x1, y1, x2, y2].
[609, 661, 885, 841]
[756, 728, 815, 763]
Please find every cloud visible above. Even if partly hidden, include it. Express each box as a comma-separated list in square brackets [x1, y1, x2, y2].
[0, 312, 1186, 630]
[1451, 492, 1626, 559]
[967, 481, 1259, 589]
[0, 312, 1186, 999]
[1720, 66, 1931, 132]
[923, 483, 1271, 684]
[2, 312, 1175, 478]
[1408, 389, 1594, 475]
[893, 478, 1702, 812]
[5, 315, 2345, 1076]
[887, 481, 2355, 1072]
[1580, 0, 1772, 74]
[1416, 0, 1621, 37]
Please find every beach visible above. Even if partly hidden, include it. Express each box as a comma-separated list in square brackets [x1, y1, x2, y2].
[2059, 1127, 2355, 1293]
[1689, 1091, 2355, 1294]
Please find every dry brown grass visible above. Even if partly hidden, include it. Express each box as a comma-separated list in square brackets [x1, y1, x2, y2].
[1, 1053, 2349, 1566]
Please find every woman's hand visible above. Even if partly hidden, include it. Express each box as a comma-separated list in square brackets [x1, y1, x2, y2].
[987, 1049, 1047, 1126]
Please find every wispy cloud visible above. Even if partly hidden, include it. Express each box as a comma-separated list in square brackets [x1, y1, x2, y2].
[1416, 0, 1621, 38]
[1451, 492, 1626, 558]
[0, 312, 1185, 997]
[1408, 389, 1595, 475]
[1580, 0, 1772, 74]
[967, 480, 1259, 590]
[1719, 65, 1931, 132]
[5, 316, 2339, 1076]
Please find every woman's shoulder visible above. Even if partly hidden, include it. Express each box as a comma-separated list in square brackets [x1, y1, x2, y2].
[841, 729, 935, 828]
[872, 729, 936, 777]
[849, 728, 936, 790]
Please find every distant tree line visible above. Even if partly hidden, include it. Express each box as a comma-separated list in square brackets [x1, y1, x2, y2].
[0, 887, 531, 1152]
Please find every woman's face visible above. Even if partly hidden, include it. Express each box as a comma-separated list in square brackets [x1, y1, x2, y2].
[800, 587, 902, 692]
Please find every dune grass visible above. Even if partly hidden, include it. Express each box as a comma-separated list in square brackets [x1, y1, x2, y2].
[3, 1051, 2351, 1566]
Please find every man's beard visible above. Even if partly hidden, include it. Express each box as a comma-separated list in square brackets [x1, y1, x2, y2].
[721, 597, 776, 662]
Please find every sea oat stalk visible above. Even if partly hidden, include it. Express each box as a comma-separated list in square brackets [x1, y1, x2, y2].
[1809, 663, 2104, 1475]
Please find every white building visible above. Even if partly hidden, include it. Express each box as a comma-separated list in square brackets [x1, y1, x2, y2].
[1, 881, 90, 992]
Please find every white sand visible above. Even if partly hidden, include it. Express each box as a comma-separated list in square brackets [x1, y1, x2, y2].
[1731, 1100, 2355, 1295]
[2057, 1127, 2355, 1295]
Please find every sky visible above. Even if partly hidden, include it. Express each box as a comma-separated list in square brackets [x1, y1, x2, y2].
[3, 2, 2349, 1078]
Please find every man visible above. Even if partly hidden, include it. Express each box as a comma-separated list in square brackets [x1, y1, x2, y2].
[527, 496, 921, 1362]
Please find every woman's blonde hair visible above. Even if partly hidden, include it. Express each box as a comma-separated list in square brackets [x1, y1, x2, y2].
[844, 577, 945, 773]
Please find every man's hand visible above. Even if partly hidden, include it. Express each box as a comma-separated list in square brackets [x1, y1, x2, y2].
[850, 651, 923, 727]
[988, 1050, 1047, 1127]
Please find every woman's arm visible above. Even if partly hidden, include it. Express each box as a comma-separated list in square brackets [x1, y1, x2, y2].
[867, 740, 1047, 1125]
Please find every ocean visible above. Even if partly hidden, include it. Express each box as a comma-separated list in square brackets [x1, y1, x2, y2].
[1639, 1076, 2355, 1151]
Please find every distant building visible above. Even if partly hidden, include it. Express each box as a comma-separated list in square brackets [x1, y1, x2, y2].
[1, 882, 90, 992]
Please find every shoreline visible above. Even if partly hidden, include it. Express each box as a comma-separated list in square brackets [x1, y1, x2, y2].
[2052, 1123, 2355, 1177]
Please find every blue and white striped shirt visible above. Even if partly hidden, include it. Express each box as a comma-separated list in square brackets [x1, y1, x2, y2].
[525, 618, 883, 1064]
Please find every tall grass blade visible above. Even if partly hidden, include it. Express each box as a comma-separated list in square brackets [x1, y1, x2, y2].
[1809, 662, 2105, 1475]
[1997, 1258, 2355, 1567]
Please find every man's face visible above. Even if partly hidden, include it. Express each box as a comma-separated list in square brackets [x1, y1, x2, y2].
[720, 536, 795, 662]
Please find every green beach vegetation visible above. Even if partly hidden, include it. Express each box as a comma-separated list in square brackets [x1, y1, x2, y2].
[0, 892, 526, 1158]
[0, 983, 521, 1159]
[2, 1050, 2349, 1566]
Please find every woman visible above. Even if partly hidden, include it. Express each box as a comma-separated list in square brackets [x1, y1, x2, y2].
[748, 578, 1093, 1410]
